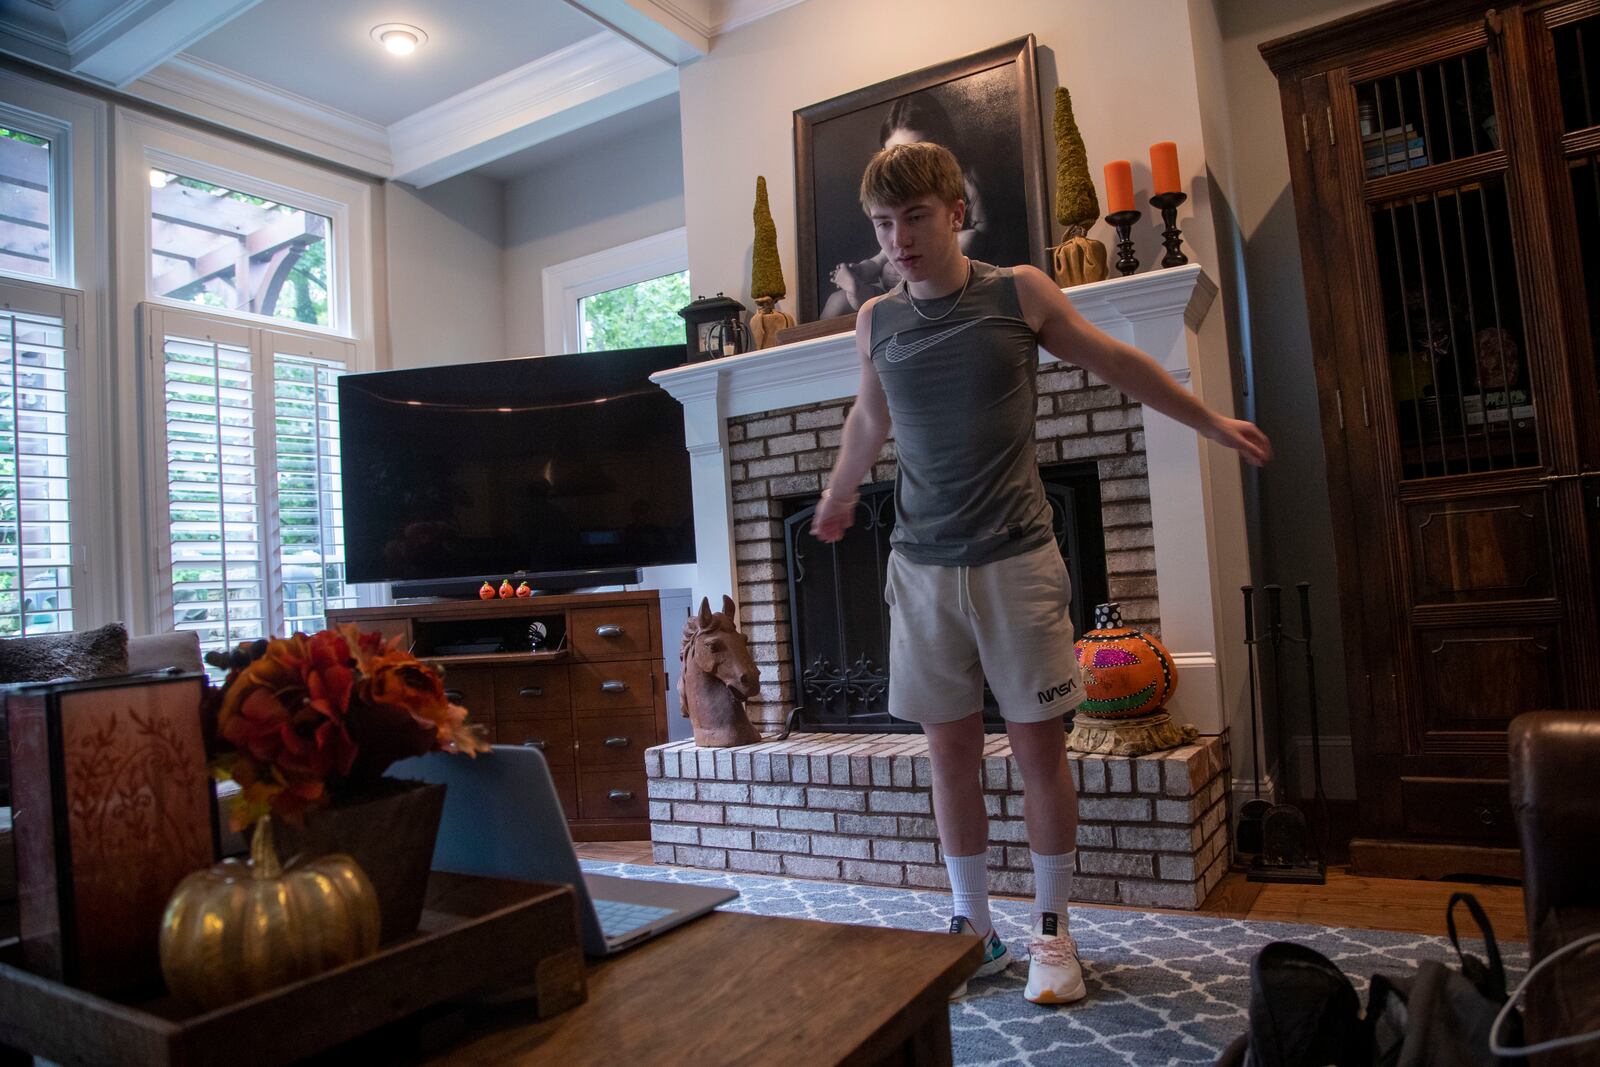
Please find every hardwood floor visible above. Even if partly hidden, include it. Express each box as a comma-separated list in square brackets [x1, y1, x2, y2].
[574, 842, 1528, 941]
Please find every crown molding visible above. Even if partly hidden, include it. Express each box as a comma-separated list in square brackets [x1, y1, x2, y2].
[388, 31, 676, 186]
[708, 0, 808, 36]
[130, 52, 392, 176]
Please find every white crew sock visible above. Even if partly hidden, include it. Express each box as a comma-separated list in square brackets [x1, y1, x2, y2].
[1031, 849, 1076, 922]
[945, 850, 993, 935]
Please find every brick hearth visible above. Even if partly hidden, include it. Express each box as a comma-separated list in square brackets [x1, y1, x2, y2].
[646, 734, 1230, 910]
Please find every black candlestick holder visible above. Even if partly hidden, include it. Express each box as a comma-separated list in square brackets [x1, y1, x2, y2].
[1105, 209, 1141, 276]
[1149, 191, 1189, 268]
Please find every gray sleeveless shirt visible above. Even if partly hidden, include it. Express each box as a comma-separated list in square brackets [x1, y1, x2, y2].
[868, 260, 1052, 566]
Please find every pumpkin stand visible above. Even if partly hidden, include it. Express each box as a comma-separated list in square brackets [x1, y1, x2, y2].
[1067, 602, 1198, 756]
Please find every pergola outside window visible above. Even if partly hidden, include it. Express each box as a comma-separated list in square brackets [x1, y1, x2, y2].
[148, 171, 333, 329]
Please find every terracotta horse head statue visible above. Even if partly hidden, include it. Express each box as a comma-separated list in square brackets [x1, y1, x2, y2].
[680, 595, 763, 747]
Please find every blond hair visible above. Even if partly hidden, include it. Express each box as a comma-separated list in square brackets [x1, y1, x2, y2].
[859, 141, 964, 212]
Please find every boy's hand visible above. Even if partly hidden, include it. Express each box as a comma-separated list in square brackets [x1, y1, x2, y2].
[1203, 416, 1273, 467]
[831, 262, 860, 298]
[811, 490, 858, 543]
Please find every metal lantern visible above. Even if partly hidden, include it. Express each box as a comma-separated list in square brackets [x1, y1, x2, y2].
[678, 293, 749, 362]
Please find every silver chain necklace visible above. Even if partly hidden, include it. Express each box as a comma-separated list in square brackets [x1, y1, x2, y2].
[904, 257, 971, 322]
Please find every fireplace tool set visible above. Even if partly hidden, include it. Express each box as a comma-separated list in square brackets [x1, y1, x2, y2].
[1238, 582, 1330, 885]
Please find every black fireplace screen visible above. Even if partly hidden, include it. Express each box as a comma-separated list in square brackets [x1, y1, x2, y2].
[781, 462, 1107, 732]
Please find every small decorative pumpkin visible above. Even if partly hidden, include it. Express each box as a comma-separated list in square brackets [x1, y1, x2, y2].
[1073, 603, 1177, 719]
[478, 581, 496, 600]
[515, 581, 533, 598]
[498, 579, 515, 599]
[159, 816, 381, 1010]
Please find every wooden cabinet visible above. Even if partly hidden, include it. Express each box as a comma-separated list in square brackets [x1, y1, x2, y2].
[328, 590, 667, 841]
[1264, 0, 1600, 878]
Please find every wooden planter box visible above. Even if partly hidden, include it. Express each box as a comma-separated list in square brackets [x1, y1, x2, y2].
[0, 873, 585, 1067]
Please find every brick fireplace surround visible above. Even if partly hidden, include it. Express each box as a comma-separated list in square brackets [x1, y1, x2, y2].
[648, 266, 1250, 908]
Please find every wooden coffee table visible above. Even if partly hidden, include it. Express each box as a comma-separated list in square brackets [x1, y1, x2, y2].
[424, 909, 982, 1066]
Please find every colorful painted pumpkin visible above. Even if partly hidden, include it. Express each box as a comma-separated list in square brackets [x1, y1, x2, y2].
[1073, 603, 1177, 719]
[478, 581, 496, 600]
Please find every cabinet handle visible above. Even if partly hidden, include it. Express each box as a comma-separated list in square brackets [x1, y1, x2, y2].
[522, 740, 546, 751]
[519, 686, 543, 698]
[603, 736, 631, 748]
[595, 624, 624, 638]
[444, 689, 465, 702]
[600, 679, 628, 693]
[608, 789, 634, 802]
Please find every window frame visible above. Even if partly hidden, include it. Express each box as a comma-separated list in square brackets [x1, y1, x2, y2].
[542, 227, 688, 354]
[144, 303, 362, 652]
[0, 104, 71, 288]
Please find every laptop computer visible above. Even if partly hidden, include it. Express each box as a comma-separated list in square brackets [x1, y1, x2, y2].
[390, 745, 736, 955]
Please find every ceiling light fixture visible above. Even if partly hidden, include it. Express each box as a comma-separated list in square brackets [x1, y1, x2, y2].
[371, 23, 427, 56]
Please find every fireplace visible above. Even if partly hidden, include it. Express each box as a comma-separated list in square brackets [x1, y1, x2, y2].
[650, 265, 1251, 746]
[781, 462, 1108, 732]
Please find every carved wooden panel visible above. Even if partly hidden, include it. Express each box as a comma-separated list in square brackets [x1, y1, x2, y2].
[1415, 624, 1563, 732]
[1406, 493, 1554, 602]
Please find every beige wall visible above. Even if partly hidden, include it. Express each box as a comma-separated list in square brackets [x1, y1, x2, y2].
[384, 172, 506, 369]
[502, 115, 686, 357]
[1205, 0, 1384, 797]
[679, 0, 1223, 308]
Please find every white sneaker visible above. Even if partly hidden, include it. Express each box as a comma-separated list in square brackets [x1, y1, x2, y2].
[1024, 912, 1086, 1005]
[947, 916, 1013, 1000]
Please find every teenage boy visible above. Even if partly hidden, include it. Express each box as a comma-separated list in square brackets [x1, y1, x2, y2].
[812, 142, 1270, 1004]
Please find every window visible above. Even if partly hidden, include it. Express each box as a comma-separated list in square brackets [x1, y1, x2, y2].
[579, 269, 690, 352]
[543, 228, 688, 354]
[149, 172, 333, 329]
[150, 307, 353, 655]
[0, 283, 78, 636]
[0, 124, 57, 283]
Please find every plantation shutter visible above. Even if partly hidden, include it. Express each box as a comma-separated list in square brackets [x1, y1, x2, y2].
[0, 281, 77, 636]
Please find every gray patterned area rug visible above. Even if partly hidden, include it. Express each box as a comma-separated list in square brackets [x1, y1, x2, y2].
[580, 860, 1527, 1067]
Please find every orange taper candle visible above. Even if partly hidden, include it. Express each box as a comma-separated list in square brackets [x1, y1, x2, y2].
[1150, 141, 1181, 195]
[1104, 160, 1135, 214]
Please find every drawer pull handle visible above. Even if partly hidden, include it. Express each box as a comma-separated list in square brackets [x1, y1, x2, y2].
[443, 689, 464, 702]
[1475, 803, 1498, 826]
[603, 736, 631, 748]
[595, 624, 625, 638]
[608, 789, 634, 802]
[522, 740, 546, 751]
[519, 686, 544, 698]
[600, 680, 628, 694]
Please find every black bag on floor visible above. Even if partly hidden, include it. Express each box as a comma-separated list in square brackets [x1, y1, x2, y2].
[1365, 893, 1524, 1067]
[1215, 893, 1524, 1067]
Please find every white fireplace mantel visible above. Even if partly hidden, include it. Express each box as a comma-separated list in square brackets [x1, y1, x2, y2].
[652, 264, 1248, 736]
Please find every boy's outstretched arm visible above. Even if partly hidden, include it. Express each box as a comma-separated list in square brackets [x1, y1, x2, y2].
[1013, 265, 1272, 467]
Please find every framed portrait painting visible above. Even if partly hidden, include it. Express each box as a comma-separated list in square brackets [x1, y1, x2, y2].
[793, 36, 1050, 323]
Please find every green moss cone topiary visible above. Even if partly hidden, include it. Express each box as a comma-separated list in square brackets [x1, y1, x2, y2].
[751, 175, 786, 301]
[1054, 86, 1099, 233]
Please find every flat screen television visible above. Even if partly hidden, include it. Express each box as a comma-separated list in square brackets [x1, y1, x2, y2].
[338, 345, 695, 590]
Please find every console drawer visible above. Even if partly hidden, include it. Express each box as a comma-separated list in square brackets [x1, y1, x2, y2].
[570, 606, 652, 659]
[439, 667, 495, 725]
[576, 714, 658, 768]
[578, 770, 648, 821]
[551, 769, 578, 821]
[492, 664, 570, 718]
[497, 717, 575, 768]
[570, 659, 656, 713]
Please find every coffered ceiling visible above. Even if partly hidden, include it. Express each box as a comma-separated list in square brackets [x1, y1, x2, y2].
[0, 0, 807, 183]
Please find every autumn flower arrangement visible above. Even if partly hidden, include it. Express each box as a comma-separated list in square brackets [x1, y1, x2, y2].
[204, 626, 488, 830]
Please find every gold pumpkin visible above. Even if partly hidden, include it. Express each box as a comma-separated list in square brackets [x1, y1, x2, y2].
[1053, 230, 1109, 288]
[159, 816, 381, 1010]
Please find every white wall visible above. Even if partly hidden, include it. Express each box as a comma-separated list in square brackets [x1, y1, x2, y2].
[679, 0, 1223, 310]
[502, 114, 685, 356]
[385, 173, 506, 368]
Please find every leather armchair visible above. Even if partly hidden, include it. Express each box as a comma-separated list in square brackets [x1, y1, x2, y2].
[1508, 711, 1600, 1065]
